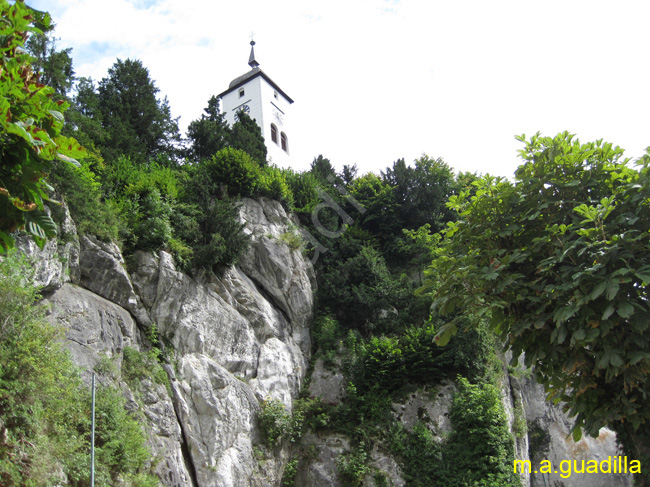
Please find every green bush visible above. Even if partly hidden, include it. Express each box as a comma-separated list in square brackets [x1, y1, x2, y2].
[205, 147, 261, 198]
[442, 377, 521, 487]
[313, 314, 342, 356]
[189, 197, 250, 274]
[91, 385, 154, 485]
[349, 321, 494, 395]
[258, 165, 295, 210]
[337, 442, 371, 487]
[284, 170, 320, 216]
[319, 246, 411, 332]
[386, 422, 442, 487]
[122, 346, 170, 395]
[281, 458, 299, 487]
[258, 398, 295, 446]
[49, 156, 120, 241]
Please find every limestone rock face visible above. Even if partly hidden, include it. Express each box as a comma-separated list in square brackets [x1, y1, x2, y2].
[173, 354, 262, 487]
[15, 206, 80, 292]
[521, 376, 633, 487]
[79, 235, 152, 326]
[294, 433, 351, 487]
[238, 197, 316, 356]
[46, 283, 193, 486]
[47, 284, 135, 378]
[27, 197, 316, 487]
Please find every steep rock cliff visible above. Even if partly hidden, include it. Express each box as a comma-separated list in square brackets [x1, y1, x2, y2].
[22, 197, 314, 487]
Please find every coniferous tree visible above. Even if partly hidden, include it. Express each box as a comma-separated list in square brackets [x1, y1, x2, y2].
[96, 58, 181, 164]
[229, 110, 267, 166]
[186, 95, 230, 162]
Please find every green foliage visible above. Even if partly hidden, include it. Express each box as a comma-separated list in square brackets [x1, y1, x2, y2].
[205, 147, 261, 198]
[90, 385, 156, 485]
[278, 228, 303, 251]
[258, 165, 295, 210]
[187, 196, 250, 273]
[318, 246, 413, 332]
[444, 377, 520, 486]
[0, 0, 85, 251]
[349, 321, 493, 394]
[94, 58, 181, 164]
[284, 170, 320, 215]
[293, 396, 332, 433]
[229, 110, 267, 166]
[424, 132, 650, 472]
[258, 398, 297, 446]
[0, 251, 84, 485]
[122, 346, 170, 395]
[337, 442, 371, 486]
[386, 422, 443, 487]
[348, 173, 398, 238]
[281, 458, 299, 487]
[313, 313, 343, 357]
[48, 156, 120, 240]
[386, 378, 520, 487]
[381, 155, 459, 234]
[24, 29, 74, 99]
[185, 95, 229, 162]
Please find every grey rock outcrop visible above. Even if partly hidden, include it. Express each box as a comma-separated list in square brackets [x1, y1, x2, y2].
[18, 197, 315, 487]
[521, 376, 632, 487]
[46, 283, 193, 486]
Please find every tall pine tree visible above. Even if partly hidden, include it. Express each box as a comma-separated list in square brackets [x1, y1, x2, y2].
[96, 58, 181, 164]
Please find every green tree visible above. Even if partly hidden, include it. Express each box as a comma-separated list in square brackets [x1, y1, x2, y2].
[229, 110, 266, 166]
[348, 173, 398, 238]
[424, 132, 650, 482]
[0, 0, 85, 252]
[65, 77, 106, 152]
[24, 28, 74, 99]
[186, 95, 230, 162]
[96, 58, 181, 164]
[382, 155, 459, 233]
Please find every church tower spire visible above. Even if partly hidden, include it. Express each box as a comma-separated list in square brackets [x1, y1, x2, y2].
[248, 40, 259, 69]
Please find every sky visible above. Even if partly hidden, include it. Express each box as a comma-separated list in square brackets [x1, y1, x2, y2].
[27, 0, 650, 178]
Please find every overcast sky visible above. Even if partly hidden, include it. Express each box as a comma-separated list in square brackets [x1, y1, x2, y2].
[28, 0, 650, 178]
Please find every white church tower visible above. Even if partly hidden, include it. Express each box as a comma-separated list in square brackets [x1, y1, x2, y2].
[218, 41, 294, 166]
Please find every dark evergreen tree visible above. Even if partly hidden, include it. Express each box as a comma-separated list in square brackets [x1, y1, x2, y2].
[186, 95, 230, 162]
[65, 77, 106, 151]
[96, 58, 181, 164]
[381, 155, 458, 233]
[341, 163, 358, 185]
[309, 155, 338, 183]
[229, 110, 267, 166]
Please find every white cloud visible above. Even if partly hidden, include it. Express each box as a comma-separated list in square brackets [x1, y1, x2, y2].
[28, 0, 650, 177]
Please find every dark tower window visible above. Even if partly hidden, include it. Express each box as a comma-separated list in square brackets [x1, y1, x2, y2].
[239, 88, 245, 98]
[281, 132, 288, 153]
[271, 124, 278, 144]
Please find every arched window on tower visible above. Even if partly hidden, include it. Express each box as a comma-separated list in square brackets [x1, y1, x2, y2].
[281, 132, 288, 153]
[271, 124, 278, 144]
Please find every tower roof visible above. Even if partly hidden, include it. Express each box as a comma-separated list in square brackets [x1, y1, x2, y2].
[218, 42, 294, 104]
[248, 40, 259, 69]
